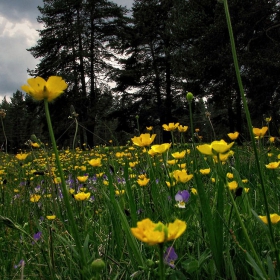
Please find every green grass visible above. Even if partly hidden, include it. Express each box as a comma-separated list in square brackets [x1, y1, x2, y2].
[0, 132, 279, 279]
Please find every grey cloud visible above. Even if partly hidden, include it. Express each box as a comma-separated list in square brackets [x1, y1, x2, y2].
[0, 0, 43, 23]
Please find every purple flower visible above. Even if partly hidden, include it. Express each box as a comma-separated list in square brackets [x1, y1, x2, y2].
[164, 247, 178, 268]
[33, 231, 42, 242]
[14, 259, 25, 269]
[175, 190, 190, 208]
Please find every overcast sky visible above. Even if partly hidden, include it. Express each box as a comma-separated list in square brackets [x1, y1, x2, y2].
[0, 0, 133, 102]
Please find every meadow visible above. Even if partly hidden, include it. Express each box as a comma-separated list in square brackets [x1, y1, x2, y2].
[0, 118, 279, 279]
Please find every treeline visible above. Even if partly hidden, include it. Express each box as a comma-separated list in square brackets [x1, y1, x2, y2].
[1, 0, 280, 151]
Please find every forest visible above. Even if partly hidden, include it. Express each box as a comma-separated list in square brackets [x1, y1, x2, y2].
[0, 0, 280, 151]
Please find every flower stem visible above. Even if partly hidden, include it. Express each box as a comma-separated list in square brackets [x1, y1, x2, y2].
[158, 243, 165, 280]
[222, 0, 279, 272]
[44, 99, 86, 270]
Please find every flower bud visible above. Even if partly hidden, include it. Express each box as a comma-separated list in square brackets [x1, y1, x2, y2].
[91, 259, 105, 272]
[186, 92, 193, 102]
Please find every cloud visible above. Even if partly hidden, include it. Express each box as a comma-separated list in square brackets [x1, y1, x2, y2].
[0, 15, 41, 100]
[0, 0, 43, 23]
[0, 0, 132, 102]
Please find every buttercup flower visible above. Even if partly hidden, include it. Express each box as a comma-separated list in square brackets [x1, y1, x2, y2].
[227, 132, 239, 140]
[151, 143, 171, 154]
[177, 125, 188, 133]
[162, 123, 179, 131]
[171, 151, 186, 159]
[137, 175, 150, 186]
[74, 192, 91, 201]
[46, 215, 56, 220]
[269, 137, 275, 143]
[173, 169, 193, 183]
[196, 144, 213, 156]
[259, 213, 280, 224]
[199, 168, 211, 175]
[253, 127, 268, 138]
[228, 181, 238, 191]
[115, 190, 125, 196]
[265, 117, 272, 123]
[16, 153, 29, 160]
[131, 218, 187, 245]
[226, 173, 234, 179]
[21, 76, 67, 102]
[265, 162, 280, 169]
[88, 158, 102, 167]
[146, 126, 153, 131]
[31, 142, 40, 148]
[131, 134, 156, 147]
[211, 140, 234, 154]
[30, 194, 41, 202]
[77, 175, 88, 183]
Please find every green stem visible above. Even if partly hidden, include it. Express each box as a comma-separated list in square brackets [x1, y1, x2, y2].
[44, 99, 86, 270]
[158, 243, 165, 280]
[223, 0, 279, 270]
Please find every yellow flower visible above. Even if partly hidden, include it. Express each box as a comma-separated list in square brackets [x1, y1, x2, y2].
[177, 125, 188, 133]
[30, 194, 41, 202]
[173, 169, 193, 183]
[151, 143, 171, 154]
[46, 215, 56, 220]
[265, 117, 272, 123]
[171, 151, 186, 159]
[242, 179, 248, 183]
[137, 177, 150, 186]
[177, 163, 186, 169]
[129, 161, 138, 168]
[227, 132, 239, 140]
[268, 153, 273, 157]
[165, 181, 176, 188]
[191, 188, 197, 195]
[211, 140, 234, 154]
[244, 188, 250, 193]
[115, 190, 125, 196]
[167, 159, 178, 165]
[253, 127, 268, 138]
[77, 175, 88, 183]
[131, 218, 187, 245]
[162, 123, 179, 131]
[269, 137, 275, 143]
[199, 168, 211, 175]
[31, 142, 40, 148]
[259, 213, 280, 224]
[16, 153, 29, 160]
[196, 144, 213, 156]
[88, 158, 102, 167]
[228, 181, 238, 191]
[131, 134, 156, 147]
[21, 76, 67, 102]
[265, 162, 280, 169]
[54, 177, 61, 184]
[226, 173, 234, 179]
[146, 126, 153, 131]
[74, 192, 91, 201]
